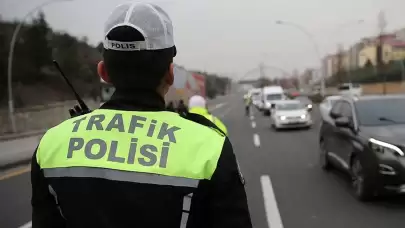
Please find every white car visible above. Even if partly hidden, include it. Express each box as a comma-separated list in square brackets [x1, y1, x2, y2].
[337, 83, 362, 96]
[319, 95, 341, 121]
[270, 100, 312, 130]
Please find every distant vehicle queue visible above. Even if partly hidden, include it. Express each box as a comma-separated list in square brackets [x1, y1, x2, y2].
[244, 84, 405, 202]
[243, 85, 313, 130]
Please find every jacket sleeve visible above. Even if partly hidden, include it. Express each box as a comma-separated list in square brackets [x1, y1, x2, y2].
[188, 137, 253, 228]
[31, 149, 66, 228]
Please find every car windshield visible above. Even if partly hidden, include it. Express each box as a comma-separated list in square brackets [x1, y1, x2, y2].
[276, 103, 304, 110]
[356, 98, 405, 126]
[266, 94, 283, 100]
[338, 85, 350, 90]
[295, 96, 311, 104]
[329, 99, 338, 107]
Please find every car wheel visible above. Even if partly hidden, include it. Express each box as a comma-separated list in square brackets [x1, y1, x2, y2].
[351, 157, 374, 201]
[319, 140, 331, 171]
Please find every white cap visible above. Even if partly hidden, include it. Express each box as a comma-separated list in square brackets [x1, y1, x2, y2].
[103, 2, 175, 51]
[188, 95, 207, 109]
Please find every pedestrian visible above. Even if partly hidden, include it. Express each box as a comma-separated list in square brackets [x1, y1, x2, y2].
[166, 101, 176, 112]
[31, 2, 252, 228]
[188, 95, 228, 135]
[176, 99, 188, 115]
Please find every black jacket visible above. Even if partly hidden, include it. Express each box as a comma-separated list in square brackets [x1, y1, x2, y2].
[176, 102, 188, 115]
[31, 90, 252, 228]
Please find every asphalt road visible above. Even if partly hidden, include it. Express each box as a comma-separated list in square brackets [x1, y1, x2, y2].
[2, 93, 405, 228]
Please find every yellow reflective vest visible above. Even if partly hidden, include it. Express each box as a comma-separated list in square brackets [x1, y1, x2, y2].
[188, 107, 228, 136]
[244, 97, 252, 106]
[36, 109, 226, 183]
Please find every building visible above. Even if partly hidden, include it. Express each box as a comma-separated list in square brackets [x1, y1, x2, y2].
[346, 42, 365, 70]
[341, 50, 351, 71]
[358, 33, 405, 67]
[395, 28, 405, 41]
[322, 54, 337, 78]
[301, 68, 314, 84]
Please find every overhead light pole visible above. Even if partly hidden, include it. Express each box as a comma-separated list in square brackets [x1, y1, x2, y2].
[7, 0, 72, 133]
[275, 20, 324, 95]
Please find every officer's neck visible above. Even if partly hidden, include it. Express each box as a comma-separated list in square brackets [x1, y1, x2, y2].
[106, 88, 166, 111]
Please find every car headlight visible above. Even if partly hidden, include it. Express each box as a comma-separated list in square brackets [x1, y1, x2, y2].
[278, 116, 286, 120]
[300, 114, 306, 119]
[369, 138, 404, 156]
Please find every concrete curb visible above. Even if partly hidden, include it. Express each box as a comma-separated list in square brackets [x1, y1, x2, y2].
[0, 130, 46, 142]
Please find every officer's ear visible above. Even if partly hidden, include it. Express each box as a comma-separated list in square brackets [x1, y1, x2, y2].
[97, 61, 110, 83]
[164, 63, 174, 86]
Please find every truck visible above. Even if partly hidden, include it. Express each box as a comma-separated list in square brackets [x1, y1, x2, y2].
[261, 86, 286, 116]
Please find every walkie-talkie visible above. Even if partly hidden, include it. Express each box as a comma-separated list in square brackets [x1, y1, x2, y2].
[52, 60, 91, 117]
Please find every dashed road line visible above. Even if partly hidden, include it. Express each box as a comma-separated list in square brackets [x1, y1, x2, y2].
[210, 103, 226, 111]
[18, 221, 32, 228]
[261, 175, 284, 228]
[251, 121, 256, 128]
[253, 134, 260, 147]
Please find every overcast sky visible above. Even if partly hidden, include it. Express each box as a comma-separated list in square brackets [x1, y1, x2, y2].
[1, 0, 405, 80]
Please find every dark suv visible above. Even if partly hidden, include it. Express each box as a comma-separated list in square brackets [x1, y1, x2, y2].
[319, 95, 405, 201]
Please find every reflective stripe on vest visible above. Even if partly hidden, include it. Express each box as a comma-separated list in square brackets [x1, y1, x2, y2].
[37, 109, 225, 182]
[43, 167, 199, 188]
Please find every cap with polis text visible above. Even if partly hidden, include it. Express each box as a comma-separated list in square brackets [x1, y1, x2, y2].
[103, 2, 176, 53]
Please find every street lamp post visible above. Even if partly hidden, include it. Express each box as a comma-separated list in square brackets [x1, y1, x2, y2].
[7, 0, 71, 133]
[275, 20, 324, 96]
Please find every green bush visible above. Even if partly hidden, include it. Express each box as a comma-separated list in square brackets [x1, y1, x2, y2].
[308, 94, 324, 104]
[326, 60, 405, 87]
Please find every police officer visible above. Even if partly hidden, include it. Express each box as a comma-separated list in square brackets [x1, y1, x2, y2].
[244, 95, 252, 116]
[176, 99, 188, 115]
[188, 95, 228, 135]
[31, 2, 252, 228]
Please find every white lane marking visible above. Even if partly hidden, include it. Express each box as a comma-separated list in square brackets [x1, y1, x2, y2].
[18, 221, 32, 228]
[253, 134, 260, 147]
[210, 103, 226, 111]
[251, 121, 256, 128]
[261, 175, 284, 228]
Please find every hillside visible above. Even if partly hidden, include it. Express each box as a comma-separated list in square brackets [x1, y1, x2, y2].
[0, 12, 230, 109]
[0, 12, 100, 108]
